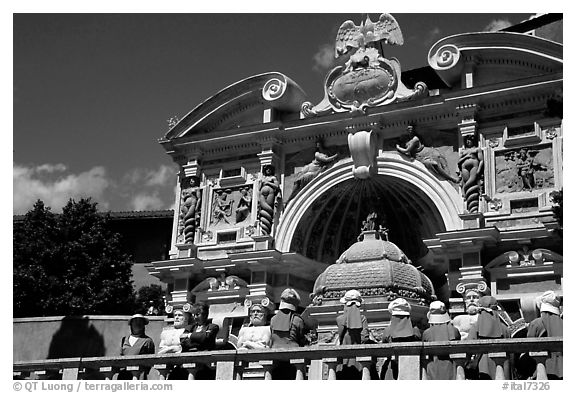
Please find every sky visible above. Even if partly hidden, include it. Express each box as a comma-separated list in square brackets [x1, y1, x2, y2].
[11, 8, 545, 214]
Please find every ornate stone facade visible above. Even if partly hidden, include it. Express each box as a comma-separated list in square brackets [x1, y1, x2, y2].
[149, 14, 562, 347]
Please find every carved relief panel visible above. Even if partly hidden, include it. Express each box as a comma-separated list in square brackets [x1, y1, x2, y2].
[494, 144, 555, 194]
[206, 185, 256, 237]
[483, 120, 561, 219]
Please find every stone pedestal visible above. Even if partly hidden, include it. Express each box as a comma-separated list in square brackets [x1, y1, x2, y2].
[176, 243, 197, 258]
[459, 212, 484, 229]
[251, 235, 273, 251]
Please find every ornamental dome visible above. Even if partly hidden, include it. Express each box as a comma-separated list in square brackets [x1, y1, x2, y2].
[311, 230, 435, 305]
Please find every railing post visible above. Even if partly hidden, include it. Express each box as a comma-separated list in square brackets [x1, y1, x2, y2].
[456, 365, 465, 380]
[62, 366, 80, 380]
[154, 365, 169, 380]
[290, 359, 307, 380]
[397, 355, 421, 380]
[356, 356, 373, 380]
[182, 363, 197, 380]
[33, 370, 48, 380]
[529, 352, 549, 380]
[99, 366, 117, 380]
[324, 358, 339, 380]
[536, 363, 548, 380]
[215, 361, 235, 380]
[492, 352, 508, 380]
[260, 360, 274, 380]
[234, 361, 244, 380]
[308, 359, 323, 380]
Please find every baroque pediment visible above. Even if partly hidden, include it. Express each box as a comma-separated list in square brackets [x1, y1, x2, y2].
[164, 72, 307, 140]
[428, 32, 563, 87]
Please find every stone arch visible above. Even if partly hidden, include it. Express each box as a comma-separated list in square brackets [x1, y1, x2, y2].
[275, 152, 463, 256]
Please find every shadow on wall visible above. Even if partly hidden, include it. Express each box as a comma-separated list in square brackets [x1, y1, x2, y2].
[47, 316, 105, 359]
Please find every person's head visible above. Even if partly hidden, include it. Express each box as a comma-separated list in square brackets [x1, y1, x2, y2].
[189, 175, 200, 188]
[388, 297, 411, 317]
[173, 307, 192, 329]
[478, 295, 499, 312]
[190, 303, 210, 325]
[249, 304, 267, 326]
[427, 300, 451, 325]
[128, 314, 149, 335]
[464, 135, 475, 147]
[536, 290, 561, 316]
[245, 297, 274, 326]
[464, 289, 481, 315]
[279, 288, 301, 312]
[519, 148, 528, 158]
[340, 289, 362, 308]
[263, 165, 275, 176]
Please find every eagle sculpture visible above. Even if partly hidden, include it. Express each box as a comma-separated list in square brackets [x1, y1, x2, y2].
[191, 274, 249, 293]
[335, 13, 404, 58]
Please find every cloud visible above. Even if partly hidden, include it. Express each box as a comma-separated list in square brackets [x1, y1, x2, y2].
[424, 27, 443, 47]
[13, 163, 110, 214]
[483, 19, 512, 32]
[129, 193, 165, 211]
[36, 163, 68, 173]
[144, 164, 174, 187]
[313, 43, 337, 73]
[124, 164, 175, 187]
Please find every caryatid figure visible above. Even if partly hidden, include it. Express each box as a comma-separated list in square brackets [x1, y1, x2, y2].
[179, 176, 201, 244]
[158, 304, 192, 354]
[258, 164, 281, 236]
[458, 135, 484, 213]
[452, 282, 487, 340]
[237, 298, 275, 350]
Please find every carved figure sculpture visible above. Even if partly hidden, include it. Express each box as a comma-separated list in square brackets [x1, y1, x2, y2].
[211, 189, 233, 225]
[516, 148, 536, 191]
[396, 126, 460, 183]
[466, 296, 510, 380]
[191, 273, 249, 293]
[288, 143, 338, 203]
[335, 13, 404, 58]
[235, 186, 252, 223]
[335, 290, 376, 379]
[258, 165, 281, 235]
[458, 135, 484, 213]
[526, 291, 563, 379]
[179, 176, 201, 244]
[237, 298, 274, 350]
[119, 314, 155, 380]
[452, 282, 487, 340]
[302, 14, 427, 117]
[422, 301, 461, 380]
[158, 306, 191, 354]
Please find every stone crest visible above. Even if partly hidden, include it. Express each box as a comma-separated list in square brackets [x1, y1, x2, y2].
[301, 14, 428, 117]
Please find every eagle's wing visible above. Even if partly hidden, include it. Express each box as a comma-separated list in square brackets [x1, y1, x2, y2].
[225, 275, 248, 288]
[191, 277, 219, 292]
[372, 13, 404, 46]
[335, 20, 362, 58]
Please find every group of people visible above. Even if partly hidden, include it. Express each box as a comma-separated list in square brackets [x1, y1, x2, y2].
[119, 288, 562, 380]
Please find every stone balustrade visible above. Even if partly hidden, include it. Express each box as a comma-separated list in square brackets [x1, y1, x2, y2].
[13, 337, 561, 380]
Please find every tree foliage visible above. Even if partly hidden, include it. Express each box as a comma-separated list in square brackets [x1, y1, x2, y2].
[550, 189, 563, 237]
[14, 199, 137, 317]
[135, 284, 165, 315]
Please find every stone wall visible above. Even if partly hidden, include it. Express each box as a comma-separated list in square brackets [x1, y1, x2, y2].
[13, 315, 165, 362]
